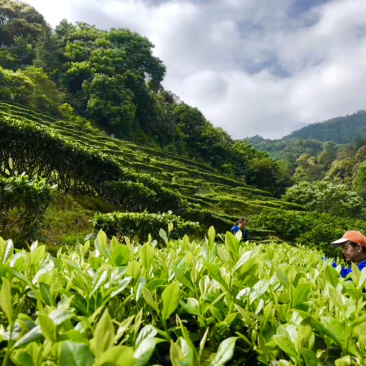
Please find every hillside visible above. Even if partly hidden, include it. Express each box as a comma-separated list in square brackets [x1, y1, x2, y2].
[248, 110, 366, 162]
[0, 101, 303, 243]
[284, 110, 366, 143]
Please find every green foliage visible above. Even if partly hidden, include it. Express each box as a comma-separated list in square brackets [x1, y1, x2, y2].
[49, 22, 165, 137]
[0, 175, 55, 246]
[0, 4, 293, 191]
[1, 229, 366, 365]
[251, 208, 366, 257]
[352, 161, 366, 200]
[283, 181, 364, 217]
[0, 66, 62, 114]
[0, 66, 34, 105]
[101, 181, 157, 211]
[92, 212, 201, 241]
[84, 74, 136, 135]
[246, 156, 287, 196]
[287, 110, 366, 144]
[0, 0, 50, 69]
[183, 208, 234, 233]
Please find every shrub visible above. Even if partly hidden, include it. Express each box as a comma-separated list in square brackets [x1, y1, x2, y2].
[183, 208, 233, 233]
[282, 181, 364, 218]
[92, 211, 201, 241]
[101, 180, 157, 211]
[250, 208, 315, 242]
[0, 175, 55, 246]
[251, 208, 366, 257]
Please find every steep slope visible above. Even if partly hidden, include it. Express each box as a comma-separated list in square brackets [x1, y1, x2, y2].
[0, 101, 304, 239]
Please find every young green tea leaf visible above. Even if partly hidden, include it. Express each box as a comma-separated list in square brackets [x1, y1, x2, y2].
[91, 310, 115, 359]
[159, 229, 168, 243]
[111, 245, 130, 266]
[324, 265, 339, 288]
[273, 335, 299, 364]
[134, 337, 162, 366]
[38, 314, 57, 343]
[94, 346, 135, 366]
[209, 337, 238, 366]
[58, 341, 94, 366]
[0, 278, 12, 322]
[142, 287, 158, 312]
[2, 239, 13, 264]
[161, 282, 180, 320]
[140, 244, 154, 271]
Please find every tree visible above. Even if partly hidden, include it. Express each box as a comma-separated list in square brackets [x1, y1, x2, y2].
[325, 158, 355, 185]
[317, 142, 338, 168]
[84, 73, 136, 135]
[246, 157, 286, 195]
[283, 181, 364, 218]
[0, 65, 62, 113]
[352, 161, 366, 200]
[0, 0, 50, 69]
[293, 154, 326, 182]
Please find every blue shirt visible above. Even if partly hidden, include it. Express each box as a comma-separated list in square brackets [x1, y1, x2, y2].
[230, 226, 248, 241]
[331, 259, 366, 278]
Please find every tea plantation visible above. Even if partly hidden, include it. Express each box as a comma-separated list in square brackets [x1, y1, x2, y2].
[1, 228, 366, 365]
[0, 101, 302, 242]
[1, 102, 366, 365]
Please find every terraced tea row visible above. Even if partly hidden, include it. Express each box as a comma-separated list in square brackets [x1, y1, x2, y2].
[0, 101, 304, 224]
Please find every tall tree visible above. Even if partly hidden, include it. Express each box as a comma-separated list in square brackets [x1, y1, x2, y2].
[0, 0, 50, 69]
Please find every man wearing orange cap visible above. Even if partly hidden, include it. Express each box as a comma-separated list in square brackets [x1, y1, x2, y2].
[330, 230, 366, 278]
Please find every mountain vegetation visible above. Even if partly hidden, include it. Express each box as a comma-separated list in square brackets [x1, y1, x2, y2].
[285, 111, 366, 144]
[248, 110, 366, 196]
[1, 1, 366, 365]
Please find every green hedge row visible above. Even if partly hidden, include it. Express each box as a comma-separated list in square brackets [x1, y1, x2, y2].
[92, 211, 201, 241]
[182, 208, 234, 233]
[1, 105, 246, 193]
[249, 199, 306, 211]
[0, 113, 123, 189]
[0, 113, 189, 213]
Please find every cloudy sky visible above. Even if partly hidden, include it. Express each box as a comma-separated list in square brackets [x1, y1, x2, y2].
[25, 0, 366, 139]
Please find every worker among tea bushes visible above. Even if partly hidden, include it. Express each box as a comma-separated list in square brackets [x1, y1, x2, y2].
[330, 230, 366, 278]
[230, 217, 248, 242]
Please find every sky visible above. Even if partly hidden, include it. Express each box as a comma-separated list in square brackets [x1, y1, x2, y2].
[25, 0, 366, 139]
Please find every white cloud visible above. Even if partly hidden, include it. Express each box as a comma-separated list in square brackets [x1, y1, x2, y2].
[25, 0, 366, 139]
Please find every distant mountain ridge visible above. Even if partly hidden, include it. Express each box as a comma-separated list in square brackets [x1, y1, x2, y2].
[283, 110, 366, 144]
[247, 109, 366, 172]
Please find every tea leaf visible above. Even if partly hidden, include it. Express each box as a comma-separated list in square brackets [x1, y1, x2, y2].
[209, 337, 237, 366]
[91, 310, 115, 358]
[59, 341, 94, 366]
[0, 278, 12, 322]
[162, 282, 180, 320]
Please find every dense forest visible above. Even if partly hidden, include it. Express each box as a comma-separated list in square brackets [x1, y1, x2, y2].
[2, 1, 366, 365]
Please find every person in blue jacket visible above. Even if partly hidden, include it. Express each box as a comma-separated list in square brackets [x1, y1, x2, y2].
[230, 217, 248, 241]
[330, 230, 366, 278]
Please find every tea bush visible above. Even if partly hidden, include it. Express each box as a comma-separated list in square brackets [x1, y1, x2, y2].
[92, 211, 201, 240]
[251, 208, 366, 257]
[0, 175, 55, 246]
[1, 229, 366, 365]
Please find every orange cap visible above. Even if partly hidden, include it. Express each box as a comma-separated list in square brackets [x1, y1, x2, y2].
[331, 230, 366, 247]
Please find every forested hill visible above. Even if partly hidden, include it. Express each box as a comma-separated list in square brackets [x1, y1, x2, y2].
[284, 110, 366, 144]
[249, 109, 366, 151]
[248, 110, 366, 172]
[248, 109, 366, 192]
